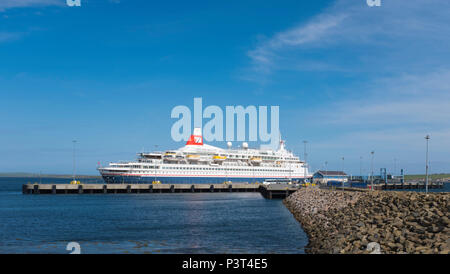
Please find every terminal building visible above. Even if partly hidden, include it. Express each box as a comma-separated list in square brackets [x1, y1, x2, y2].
[312, 171, 348, 185]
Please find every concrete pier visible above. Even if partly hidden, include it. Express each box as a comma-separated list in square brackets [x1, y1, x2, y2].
[22, 183, 299, 199]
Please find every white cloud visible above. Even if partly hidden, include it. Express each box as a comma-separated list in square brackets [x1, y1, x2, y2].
[248, 13, 347, 73]
[0, 0, 62, 11]
[0, 32, 23, 43]
[315, 69, 450, 128]
[246, 0, 450, 75]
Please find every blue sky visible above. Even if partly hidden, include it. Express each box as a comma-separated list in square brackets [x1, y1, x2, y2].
[0, 0, 449, 175]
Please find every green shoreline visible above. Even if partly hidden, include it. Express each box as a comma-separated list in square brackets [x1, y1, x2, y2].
[404, 174, 450, 180]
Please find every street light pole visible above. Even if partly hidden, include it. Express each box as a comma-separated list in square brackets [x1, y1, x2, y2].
[72, 140, 77, 183]
[341, 157, 345, 190]
[425, 135, 430, 194]
[360, 156, 363, 178]
[154, 144, 158, 183]
[394, 158, 397, 176]
[303, 141, 308, 183]
[370, 151, 375, 191]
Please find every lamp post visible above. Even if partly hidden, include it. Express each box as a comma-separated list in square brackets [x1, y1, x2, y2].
[394, 158, 397, 176]
[341, 157, 345, 190]
[154, 144, 158, 183]
[72, 140, 77, 183]
[360, 156, 363, 179]
[303, 140, 308, 183]
[370, 151, 375, 191]
[425, 135, 430, 193]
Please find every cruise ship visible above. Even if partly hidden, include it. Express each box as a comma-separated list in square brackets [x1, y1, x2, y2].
[98, 128, 310, 184]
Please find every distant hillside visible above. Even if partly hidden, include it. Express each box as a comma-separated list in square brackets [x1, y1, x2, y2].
[0, 172, 101, 179]
[404, 174, 450, 181]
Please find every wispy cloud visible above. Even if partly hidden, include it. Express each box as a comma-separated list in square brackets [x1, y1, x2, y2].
[0, 0, 62, 11]
[0, 1, 62, 42]
[247, 0, 450, 129]
[246, 0, 450, 75]
[248, 13, 347, 73]
[322, 70, 450, 126]
[0, 32, 23, 43]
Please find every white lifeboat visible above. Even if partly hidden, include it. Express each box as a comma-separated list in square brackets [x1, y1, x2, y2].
[187, 154, 200, 161]
[164, 152, 178, 161]
[250, 157, 262, 164]
[213, 155, 227, 162]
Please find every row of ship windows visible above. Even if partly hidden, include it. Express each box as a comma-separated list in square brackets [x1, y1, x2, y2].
[138, 168, 295, 172]
[115, 165, 301, 172]
[112, 165, 159, 169]
[164, 154, 297, 161]
[129, 170, 296, 174]
[164, 166, 297, 171]
[115, 164, 301, 170]
[226, 155, 297, 160]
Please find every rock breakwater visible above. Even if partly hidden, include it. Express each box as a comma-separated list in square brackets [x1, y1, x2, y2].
[284, 188, 449, 254]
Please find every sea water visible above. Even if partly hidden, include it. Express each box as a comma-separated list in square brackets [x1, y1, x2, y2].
[0, 177, 308, 254]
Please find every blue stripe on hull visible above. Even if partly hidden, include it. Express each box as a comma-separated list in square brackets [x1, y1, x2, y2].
[101, 175, 299, 184]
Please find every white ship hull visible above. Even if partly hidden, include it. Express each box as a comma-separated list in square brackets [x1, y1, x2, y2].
[100, 165, 308, 184]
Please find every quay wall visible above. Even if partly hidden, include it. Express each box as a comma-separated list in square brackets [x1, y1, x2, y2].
[22, 183, 298, 199]
[284, 188, 449, 254]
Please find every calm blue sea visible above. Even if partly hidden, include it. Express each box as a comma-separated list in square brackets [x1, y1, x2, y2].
[0, 177, 308, 254]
